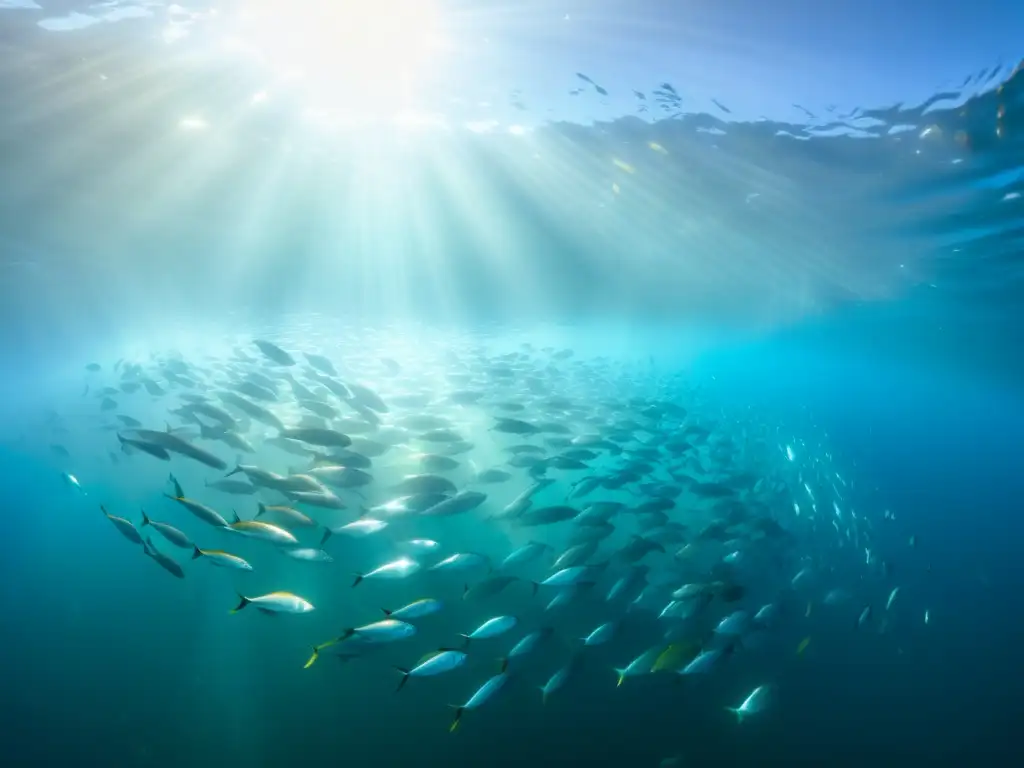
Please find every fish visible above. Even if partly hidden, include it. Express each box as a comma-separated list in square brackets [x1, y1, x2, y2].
[117, 433, 170, 461]
[337, 619, 417, 645]
[101, 505, 143, 545]
[394, 649, 467, 691]
[125, 428, 227, 469]
[142, 538, 185, 579]
[581, 622, 616, 647]
[422, 490, 488, 517]
[279, 427, 352, 448]
[228, 517, 299, 546]
[463, 575, 518, 601]
[499, 541, 550, 569]
[383, 598, 444, 621]
[449, 672, 509, 732]
[193, 546, 253, 570]
[680, 649, 723, 675]
[500, 627, 554, 670]
[352, 557, 421, 587]
[725, 684, 772, 722]
[140, 509, 192, 549]
[57, 330, 911, 739]
[539, 663, 574, 704]
[61, 472, 85, 494]
[280, 547, 334, 562]
[460, 615, 517, 644]
[163, 493, 230, 528]
[613, 645, 662, 686]
[253, 339, 296, 366]
[886, 586, 900, 611]
[230, 591, 314, 614]
[323, 518, 388, 543]
[430, 552, 491, 573]
[518, 505, 578, 527]
[255, 502, 317, 529]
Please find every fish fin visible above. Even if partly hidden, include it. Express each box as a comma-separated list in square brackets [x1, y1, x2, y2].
[458, 634, 471, 650]
[539, 686, 548, 705]
[462, 583, 470, 599]
[162, 492, 178, 502]
[230, 594, 250, 614]
[530, 581, 539, 597]
[448, 706, 464, 733]
[140, 509, 151, 526]
[256, 502, 267, 518]
[393, 668, 410, 693]
[613, 668, 626, 687]
[339, 628, 355, 641]
[320, 528, 332, 547]
[725, 706, 745, 722]
[303, 647, 320, 669]
[191, 545, 203, 560]
[231, 509, 241, 524]
[381, 608, 393, 616]
[498, 657, 509, 673]
[351, 573, 364, 588]
[169, 473, 184, 498]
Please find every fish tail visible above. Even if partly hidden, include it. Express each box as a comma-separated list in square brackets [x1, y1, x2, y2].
[458, 634, 471, 650]
[162, 492, 179, 502]
[231, 509, 241, 524]
[140, 509, 151, 526]
[303, 647, 320, 669]
[381, 608, 393, 616]
[169, 473, 184, 498]
[448, 706, 464, 733]
[320, 528, 332, 547]
[725, 706, 744, 722]
[530, 581, 539, 597]
[614, 668, 626, 687]
[256, 502, 267, 518]
[191, 545, 203, 561]
[225, 464, 242, 478]
[230, 594, 250, 614]
[351, 573, 364, 588]
[539, 686, 548, 705]
[393, 668, 410, 693]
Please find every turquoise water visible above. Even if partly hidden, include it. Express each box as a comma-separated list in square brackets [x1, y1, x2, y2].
[2, 3, 1024, 767]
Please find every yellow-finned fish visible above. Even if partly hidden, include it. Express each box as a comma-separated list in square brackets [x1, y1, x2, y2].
[230, 591, 313, 615]
[193, 546, 252, 571]
[101, 505, 143, 545]
[228, 515, 298, 546]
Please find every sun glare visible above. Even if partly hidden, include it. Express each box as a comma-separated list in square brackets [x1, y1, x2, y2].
[229, 0, 448, 119]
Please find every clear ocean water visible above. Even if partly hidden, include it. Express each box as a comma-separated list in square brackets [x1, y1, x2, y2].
[2, 2, 1024, 766]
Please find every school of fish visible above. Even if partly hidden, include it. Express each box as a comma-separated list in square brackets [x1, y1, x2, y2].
[46, 331, 925, 755]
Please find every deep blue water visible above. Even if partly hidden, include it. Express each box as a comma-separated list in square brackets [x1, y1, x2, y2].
[4, 2, 1024, 767]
